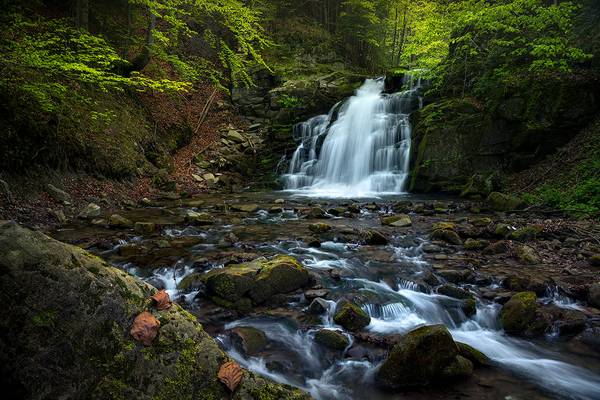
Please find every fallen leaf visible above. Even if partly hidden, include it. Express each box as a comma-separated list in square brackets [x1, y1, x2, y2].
[150, 290, 172, 310]
[130, 311, 160, 346]
[218, 360, 243, 392]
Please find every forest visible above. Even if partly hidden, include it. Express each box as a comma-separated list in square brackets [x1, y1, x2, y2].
[1, 1, 600, 400]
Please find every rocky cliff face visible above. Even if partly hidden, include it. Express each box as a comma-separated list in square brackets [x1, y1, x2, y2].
[0, 221, 309, 400]
[409, 75, 600, 193]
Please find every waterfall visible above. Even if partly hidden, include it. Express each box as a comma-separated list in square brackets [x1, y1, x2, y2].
[283, 76, 422, 197]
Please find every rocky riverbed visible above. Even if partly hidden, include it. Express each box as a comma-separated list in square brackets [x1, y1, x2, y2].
[21, 191, 600, 399]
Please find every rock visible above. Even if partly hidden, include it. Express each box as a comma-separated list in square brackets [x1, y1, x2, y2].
[46, 184, 71, 204]
[177, 273, 205, 292]
[375, 325, 472, 390]
[588, 283, 600, 308]
[309, 223, 332, 233]
[0, 222, 308, 400]
[134, 222, 156, 235]
[381, 214, 412, 227]
[304, 207, 328, 219]
[483, 240, 510, 255]
[464, 238, 487, 250]
[494, 223, 512, 237]
[516, 244, 539, 264]
[305, 289, 329, 300]
[437, 269, 473, 284]
[192, 174, 204, 182]
[437, 284, 477, 317]
[589, 254, 600, 267]
[469, 217, 492, 227]
[510, 225, 544, 241]
[202, 255, 309, 305]
[184, 210, 214, 225]
[430, 222, 462, 245]
[78, 203, 101, 219]
[333, 300, 371, 331]
[229, 326, 268, 356]
[314, 329, 349, 350]
[226, 129, 245, 143]
[500, 292, 538, 335]
[230, 204, 259, 213]
[202, 173, 219, 185]
[274, 198, 285, 204]
[361, 230, 388, 245]
[0, 179, 13, 204]
[109, 214, 134, 228]
[487, 192, 524, 211]
[456, 342, 491, 366]
[308, 298, 330, 315]
[460, 174, 493, 198]
[51, 209, 67, 224]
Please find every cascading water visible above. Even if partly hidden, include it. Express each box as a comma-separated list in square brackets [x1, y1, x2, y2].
[283, 76, 422, 197]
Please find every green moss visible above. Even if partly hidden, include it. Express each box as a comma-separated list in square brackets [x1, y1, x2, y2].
[500, 292, 538, 335]
[333, 301, 370, 331]
[31, 310, 57, 328]
[510, 225, 543, 241]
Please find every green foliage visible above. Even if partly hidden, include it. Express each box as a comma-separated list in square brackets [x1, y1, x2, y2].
[278, 94, 303, 108]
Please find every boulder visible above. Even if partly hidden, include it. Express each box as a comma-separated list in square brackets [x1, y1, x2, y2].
[308, 298, 330, 315]
[487, 192, 524, 211]
[464, 238, 487, 250]
[229, 326, 268, 356]
[500, 292, 538, 335]
[134, 222, 156, 235]
[375, 325, 472, 390]
[46, 184, 71, 204]
[309, 223, 332, 233]
[0, 222, 309, 400]
[588, 283, 600, 309]
[460, 174, 493, 198]
[430, 222, 462, 245]
[109, 214, 134, 229]
[231, 204, 260, 213]
[184, 210, 214, 225]
[381, 214, 412, 227]
[202, 255, 309, 305]
[314, 329, 350, 350]
[516, 244, 539, 264]
[361, 230, 388, 245]
[333, 300, 371, 331]
[437, 285, 477, 317]
[78, 203, 101, 219]
[589, 254, 600, 267]
[456, 342, 491, 366]
[510, 225, 544, 241]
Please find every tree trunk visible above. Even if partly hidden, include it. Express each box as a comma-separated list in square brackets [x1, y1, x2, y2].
[391, 6, 399, 66]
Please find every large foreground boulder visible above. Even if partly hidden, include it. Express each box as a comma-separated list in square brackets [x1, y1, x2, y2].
[0, 222, 308, 400]
[202, 255, 310, 306]
[500, 291, 538, 335]
[375, 324, 473, 390]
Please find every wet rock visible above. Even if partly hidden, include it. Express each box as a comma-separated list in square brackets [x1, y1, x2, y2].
[305, 289, 329, 301]
[78, 203, 101, 219]
[229, 326, 268, 356]
[230, 204, 259, 213]
[437, 269, 474, 284]
[314, 329, 349, 350]
[361, 230, 388, 245]
[510, 225, 543, 241]
[274, 198, 285, 204]
[502, 275, 546, 295]
[177, 273, 205, 292]
[109, 214, 134, 229]
[500, 292, 538, 335]
[573, 327, 600, 352]
[482, 240, 510, 255]
[202, 255, 310, 305]
[469, 217, 492, 227]
[589, 254, 600, 267]
[46, 184, 71, 204]
[303, 207, 329, 219]
[430, 222, 462, 245]
[375, 324, 472, 390]
[494, 223, 512, 237]
[309, 223, 332, 234]
[516, 244, 539, 264]
[464, 238, 487, 250]
[134, 222, 156, 235]
[487, 192, 525, 211]
[308, 298, 330, 315]
[456, 342, 491, 366]
[381, 214, 412, 227]
[184, 210, 214, 225]
[437, 284, 477, 317]
[0, 222, 307, 400]
[588, 283, 600, 308]
[422, 244, 442, 253]
[333, 300, 371, 331]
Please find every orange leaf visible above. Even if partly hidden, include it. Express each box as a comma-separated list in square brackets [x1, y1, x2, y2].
[150, 290, 172, 310]
[218, 361, 243, 392]
[130, 311, 160, 346]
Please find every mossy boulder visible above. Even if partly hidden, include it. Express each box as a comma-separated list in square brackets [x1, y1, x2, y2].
[460, 174, 493, 198]
[309, 223, 332, 233]
[456, 342, 491, 367]
[437, 285, 477, 317]
[431, 229, 463, 245]
[375, 324, 472, 390]
[202, 255, 309, 305]
[134, 221, 156, 235]
[588, 283, 600, 309]
[109, 214, 134, 228]
[0, 222, 308, 400]
[314, 329, 350, 350]
[494, 223, 512, 237]
[229, 326, 269, 356]
[510, 225, 543, 241]
[516, 244, 539, 264]
[590, 254, 600, 267]
[500, 291, 538, 335]
[333, 300, 371, 331]
[464, 238, 487, 250]
[487, 192, 525, 212]
[184, 210, 214, 225]
[361, 230, 389, 245]
[381, 214, 412, 227]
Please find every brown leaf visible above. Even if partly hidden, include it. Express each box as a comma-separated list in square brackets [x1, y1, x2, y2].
[150, 289, 172, 310]
[218, 360, 243, 392]
[130, 311, 160, 346]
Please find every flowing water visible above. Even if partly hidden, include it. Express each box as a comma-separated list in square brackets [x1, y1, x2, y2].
[283, 77, 421, 197]
[53, 77, 600, 399]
